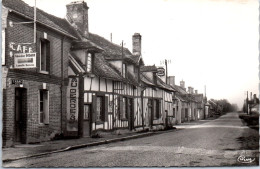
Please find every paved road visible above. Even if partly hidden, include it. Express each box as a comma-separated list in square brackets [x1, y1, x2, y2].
[3, 112, 259, 167]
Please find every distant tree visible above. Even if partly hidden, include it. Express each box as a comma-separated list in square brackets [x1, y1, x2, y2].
[210, 99, 238, 113]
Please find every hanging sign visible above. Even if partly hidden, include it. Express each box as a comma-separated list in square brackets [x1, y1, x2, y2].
[14, 53, 36, 68]
[157, 67, 165, 76]
[67, 77, 79, 132]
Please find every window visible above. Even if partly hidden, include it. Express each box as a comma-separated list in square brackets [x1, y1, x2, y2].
[96, 96, 104, 121]
[122, 97, 127, 119]
[153, 99, 160, 119]
[86, 52, 93, 73]
[39, 90, 49, 124]
[84, 104, 90, 120]
[122, 63, 126, 78]
[40, 39, 50, 73]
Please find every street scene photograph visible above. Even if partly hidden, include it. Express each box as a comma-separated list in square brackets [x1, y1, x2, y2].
[1, 0, 259, 167]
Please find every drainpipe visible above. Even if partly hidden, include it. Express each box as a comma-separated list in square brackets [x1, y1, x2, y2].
[60, 36, 65, 135]
[141, 86, 146, 130]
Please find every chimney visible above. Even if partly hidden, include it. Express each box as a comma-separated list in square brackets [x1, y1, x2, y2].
[254, 94, 256, 103]
[180, 80, 185, 90]
[66, 1, 89, 38]
[132, 33, 142, 56]
[195, 90, 198, 94]
[167, 76, 175, 87]
[188, 86, 194, 94]
[250, 92, 252, 101]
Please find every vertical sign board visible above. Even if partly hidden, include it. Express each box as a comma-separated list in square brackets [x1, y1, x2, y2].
[67, 77, 79, 131]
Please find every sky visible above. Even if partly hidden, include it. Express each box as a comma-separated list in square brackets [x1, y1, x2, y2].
[22, 0, 259, 109]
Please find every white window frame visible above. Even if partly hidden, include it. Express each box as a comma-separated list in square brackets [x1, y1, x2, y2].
[39, 90, 49, 124]
[2, 30, 5, 65]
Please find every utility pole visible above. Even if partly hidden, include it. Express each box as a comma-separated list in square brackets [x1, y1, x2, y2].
[34, 0, 36, 43]
[165, 59, 168, 84]
[246, 91, 248, 115]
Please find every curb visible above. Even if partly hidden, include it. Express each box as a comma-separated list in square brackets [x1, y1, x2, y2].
[3, 129, 176, 163]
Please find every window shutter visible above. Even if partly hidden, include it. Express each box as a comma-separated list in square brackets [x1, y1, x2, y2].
[92, 95, 97, 122]
[119, 96, 123, 119]
[43, 91, 49, 124]
[104, 96, 108, 121]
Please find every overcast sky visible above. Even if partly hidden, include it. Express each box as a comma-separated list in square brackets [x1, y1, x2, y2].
[22, 0, 259, 109]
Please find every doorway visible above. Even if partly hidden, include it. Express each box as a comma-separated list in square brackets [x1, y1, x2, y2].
[83, 104, 91, 137]
[15, 88, 27, 143]
[128, 98, 134, 130]
[148, 99, 153, 127]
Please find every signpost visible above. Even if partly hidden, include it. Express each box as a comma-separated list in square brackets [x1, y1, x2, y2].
[157, 67, 165, 76]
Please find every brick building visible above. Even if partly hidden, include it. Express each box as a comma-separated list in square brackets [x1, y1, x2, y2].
[2, 0, 78, 146]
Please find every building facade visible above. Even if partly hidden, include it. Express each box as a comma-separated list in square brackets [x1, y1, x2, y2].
[2, 0, 78, 146]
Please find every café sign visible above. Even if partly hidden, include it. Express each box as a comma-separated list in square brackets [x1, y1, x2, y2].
[67, 77, 79, 132]
[14, 53, 36, 68]
[9, 42, 36, 68]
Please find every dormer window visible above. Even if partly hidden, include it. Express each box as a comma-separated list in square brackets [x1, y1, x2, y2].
[86, 52, 93, 73]
[122, 63, 126, 78]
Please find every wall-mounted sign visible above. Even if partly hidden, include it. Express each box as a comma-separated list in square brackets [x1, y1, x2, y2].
[14, 53, 36, 68]
[157, 67, 165, 76]
[67, 77, 79, 132]
[11, 79, 23, 85]
[9, 42, 33, 53]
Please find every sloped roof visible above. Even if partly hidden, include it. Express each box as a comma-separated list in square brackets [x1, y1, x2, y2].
[71, 40, 103, 52]
[193, 94, 204, 103]
[157, 76, 175, 92]
[140, 65, 158, 72]
[2, 0, 79, 39]
[88, 33, 139, 65]
[140, 72, 174, 91]
[175, 85, 188, 95]
[140, 73, 156, 87]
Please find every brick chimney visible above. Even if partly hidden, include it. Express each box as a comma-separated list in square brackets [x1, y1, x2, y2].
[188, 86, 194, 94]
[132, 33, 142, 56]
[167, 76, 175, 87]
[195, 90, 198, 94]
[180, 80, 185, 91]
[66, 1, 89, 38]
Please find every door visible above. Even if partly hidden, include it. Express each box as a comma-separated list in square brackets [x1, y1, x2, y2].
[128, 98, 134, 130]
[148, 99, 153, 127]
[83, 104, 91, 137]
[15, 88, 26, 143]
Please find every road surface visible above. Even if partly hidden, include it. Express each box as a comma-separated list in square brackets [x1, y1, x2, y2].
[3, 112, 259, 167]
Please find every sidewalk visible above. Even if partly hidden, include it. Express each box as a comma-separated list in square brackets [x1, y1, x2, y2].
[2, 128, 175, 163]
[2, 116, 220, 163]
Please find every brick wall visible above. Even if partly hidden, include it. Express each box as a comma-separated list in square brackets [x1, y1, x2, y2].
[2, 12, 72, 147]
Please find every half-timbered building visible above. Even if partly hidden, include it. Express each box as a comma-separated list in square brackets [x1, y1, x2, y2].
[65, 1, 142, 136]
[140, 65, 175, 129]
